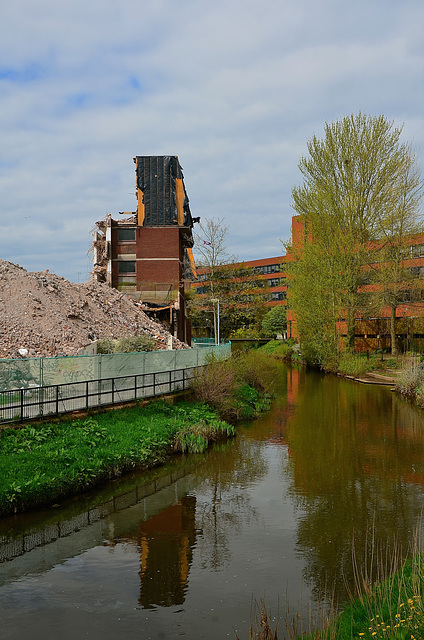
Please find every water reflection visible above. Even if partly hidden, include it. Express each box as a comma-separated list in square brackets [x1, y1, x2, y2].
[112, 496, 197, 608]
[277, 367, 424, 603]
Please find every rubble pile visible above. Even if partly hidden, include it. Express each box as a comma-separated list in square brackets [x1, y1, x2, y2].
[0, 259, 189, 359]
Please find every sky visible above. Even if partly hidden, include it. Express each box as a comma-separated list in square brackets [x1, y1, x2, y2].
[1, 0, 424, 282]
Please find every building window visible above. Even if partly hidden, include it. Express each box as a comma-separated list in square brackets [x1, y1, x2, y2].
[118, 260, 136, 273]
[410, 266, 424, 277]
[271, 291, 286, 301]
[118, 228, 136, 242]
[268, 277, 285, 287]
[254, 263, 285, 275]
[195, 286, 208, 295]
[411, 244, 424, 257]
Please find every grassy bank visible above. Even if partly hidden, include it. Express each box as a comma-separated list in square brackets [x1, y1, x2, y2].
[0, 401, 235, 516]
[260, 338, 405, 379]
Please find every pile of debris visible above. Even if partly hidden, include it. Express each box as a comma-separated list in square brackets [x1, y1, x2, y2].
[0, 259, 189, 359]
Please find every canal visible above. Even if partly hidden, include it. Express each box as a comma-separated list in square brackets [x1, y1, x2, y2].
[1, 364, 424, 639]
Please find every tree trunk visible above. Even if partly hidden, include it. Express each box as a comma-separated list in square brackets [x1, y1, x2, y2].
[346, 306, 356, 352]
[390, 305, 398, 355]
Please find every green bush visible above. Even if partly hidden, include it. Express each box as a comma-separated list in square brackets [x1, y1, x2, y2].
[258, 339, 293, 360]
[261, 306, 287, 336]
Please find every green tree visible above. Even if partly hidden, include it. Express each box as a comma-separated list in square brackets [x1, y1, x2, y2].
[261, 306, 287, 337]
[289, 113, 423, 363]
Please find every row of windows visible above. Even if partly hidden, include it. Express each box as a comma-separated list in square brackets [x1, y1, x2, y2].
[193, 289, 286, 302]
[271, 291, 286, 301]
[370, 244, 424, 263]
[253, 263, 285, 275]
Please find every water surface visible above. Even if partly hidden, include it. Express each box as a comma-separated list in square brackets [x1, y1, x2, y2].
[1, 365, 424, 639]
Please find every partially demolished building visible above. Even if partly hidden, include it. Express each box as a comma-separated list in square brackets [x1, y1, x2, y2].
[93, 156, 197, 343]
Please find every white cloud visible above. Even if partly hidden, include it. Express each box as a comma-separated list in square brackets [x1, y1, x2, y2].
[1, 0, 424, 280]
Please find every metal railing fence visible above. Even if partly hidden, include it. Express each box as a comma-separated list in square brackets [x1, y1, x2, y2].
[0, 367, 195, 425]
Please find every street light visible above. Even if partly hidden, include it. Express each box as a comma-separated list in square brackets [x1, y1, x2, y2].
[210, 298, 220, 346]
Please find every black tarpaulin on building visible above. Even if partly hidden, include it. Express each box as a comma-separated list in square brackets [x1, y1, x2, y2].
[135, 156, 193, 227]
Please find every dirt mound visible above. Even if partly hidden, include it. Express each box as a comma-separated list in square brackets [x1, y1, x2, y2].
[0, 259, 188, 359]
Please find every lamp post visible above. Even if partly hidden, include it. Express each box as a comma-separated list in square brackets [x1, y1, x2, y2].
[210, 298, 220, 345]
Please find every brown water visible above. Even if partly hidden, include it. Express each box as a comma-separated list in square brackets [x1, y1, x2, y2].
[1, 365, 424, 640]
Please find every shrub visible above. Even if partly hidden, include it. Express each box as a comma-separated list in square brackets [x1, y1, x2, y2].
[114, 335, 156, 353]
[259, 340, 293, 360]
[190, 355, 237, 417]
[190, 352, 276, 420]
[96, 338, 115, 354]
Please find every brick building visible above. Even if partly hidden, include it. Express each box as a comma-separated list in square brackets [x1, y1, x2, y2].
[192, 213, 424, 351]
[193, 257, 288, 304]
[93, 156, 197, 343]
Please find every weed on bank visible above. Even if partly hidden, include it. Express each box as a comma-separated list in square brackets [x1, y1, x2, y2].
[0, 401, 234, 516]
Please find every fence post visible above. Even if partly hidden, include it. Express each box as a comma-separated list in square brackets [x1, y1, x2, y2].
[20, 388, 24, 422]
[56, 385, 59, 416]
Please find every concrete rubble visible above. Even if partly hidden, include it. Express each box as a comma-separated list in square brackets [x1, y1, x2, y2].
[0, 259, 189, 359]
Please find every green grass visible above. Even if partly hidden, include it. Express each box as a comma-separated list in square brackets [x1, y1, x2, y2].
[299, 553, 424, 640]
[0, 401, 234, 516]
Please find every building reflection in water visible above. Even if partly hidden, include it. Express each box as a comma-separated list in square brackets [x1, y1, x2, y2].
[137, 495, 197, 608]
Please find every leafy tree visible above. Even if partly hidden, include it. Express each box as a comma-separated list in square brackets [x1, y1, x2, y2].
[289, 113, 423, 362]
[261, 305, 287, 337]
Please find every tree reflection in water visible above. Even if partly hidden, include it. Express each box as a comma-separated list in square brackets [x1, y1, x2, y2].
[279, 366, 424, 605]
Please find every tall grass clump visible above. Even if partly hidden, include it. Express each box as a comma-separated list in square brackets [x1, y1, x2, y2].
[396, 360, 424, 406]
[335, 352, 379, 377]
[190, 351, 278, 420]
